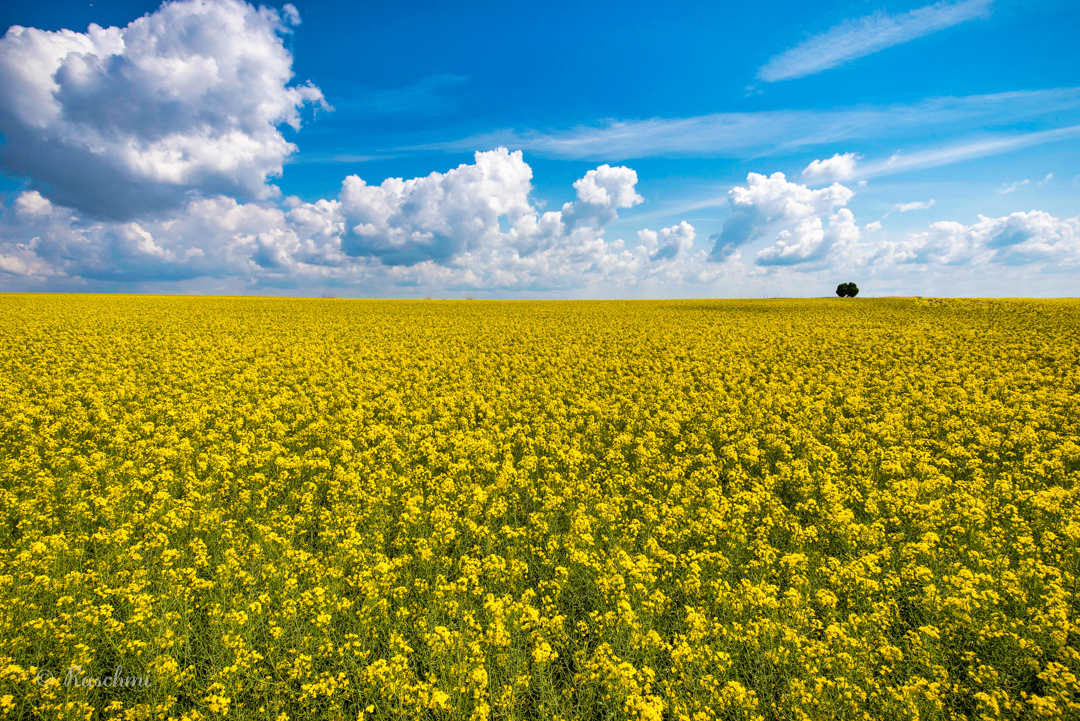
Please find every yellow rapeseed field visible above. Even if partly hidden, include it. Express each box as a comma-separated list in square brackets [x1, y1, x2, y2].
[1, 295, 1078, 721]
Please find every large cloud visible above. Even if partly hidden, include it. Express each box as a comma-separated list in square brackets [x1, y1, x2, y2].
[638, 221, 695, 261]
[0, 149, 705, 291]
[756, 209, 861, 267]
[338, 150, 645, 267]
[2, 190, 317, 281]
[880, 211, 1080, 267]
[708, 171, 855, 261]
[338, 147, 537, 266]
[0, 0, 325, 220]
[4, 146, 1076, 293]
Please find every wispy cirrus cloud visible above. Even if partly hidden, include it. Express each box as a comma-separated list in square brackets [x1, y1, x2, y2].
[421, 88, 1080, 165]
[895, 199, 936, 212]
[858, 124, 1080, 178]
[757, 0, 992, 83]
[1000, 179, 1030, 194]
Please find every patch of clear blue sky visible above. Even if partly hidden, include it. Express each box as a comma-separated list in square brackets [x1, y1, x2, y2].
[2, 0, 1078, 240]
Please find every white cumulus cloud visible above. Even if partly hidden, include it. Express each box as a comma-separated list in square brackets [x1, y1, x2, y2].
[802, 153, 859, 183]
[571, 165, 644, 211]
[339, 147, 538, 266]
[0, 149, 709, 292]
[6, 145, 1077, 294]
[638, 221, 696, 261]
[0, 0, 326, 220]
[708, 172, 855, 261]
[877, 211, 1080, 268]
[756, 209, 861, 267]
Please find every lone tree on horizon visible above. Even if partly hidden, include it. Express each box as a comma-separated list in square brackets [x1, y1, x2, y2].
[836, 282, 859, 297]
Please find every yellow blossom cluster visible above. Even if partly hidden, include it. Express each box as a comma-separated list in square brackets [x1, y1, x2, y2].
[0, 295, 1078, 720]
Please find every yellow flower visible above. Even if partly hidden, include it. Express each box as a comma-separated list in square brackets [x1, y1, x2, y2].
[2, 295, 1077, 720]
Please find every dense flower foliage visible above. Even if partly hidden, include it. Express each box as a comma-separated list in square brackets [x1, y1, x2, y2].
[1, 295, 1078, 720]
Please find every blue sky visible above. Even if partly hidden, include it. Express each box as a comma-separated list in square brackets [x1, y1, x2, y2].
[0, 0, 1077, 297]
